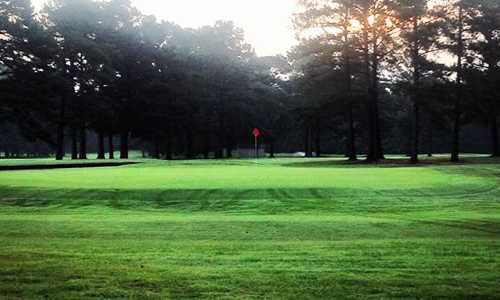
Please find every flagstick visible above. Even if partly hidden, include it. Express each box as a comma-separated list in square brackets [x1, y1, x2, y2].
[252, 128, 260, 159]
[255, 136, 258, 159]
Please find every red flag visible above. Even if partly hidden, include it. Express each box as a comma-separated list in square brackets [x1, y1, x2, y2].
[252, 128, 261, 138]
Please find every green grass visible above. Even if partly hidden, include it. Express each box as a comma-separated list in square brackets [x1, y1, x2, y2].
[0, 156, 499, 299]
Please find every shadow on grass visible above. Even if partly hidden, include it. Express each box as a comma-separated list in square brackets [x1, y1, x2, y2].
[1, 183, 498, 213]
[0, 162, 139, 171]
[281, 156, 500, 169]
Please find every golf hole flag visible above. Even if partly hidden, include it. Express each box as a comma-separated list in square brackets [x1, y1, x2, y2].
[252, 128, 261, 138]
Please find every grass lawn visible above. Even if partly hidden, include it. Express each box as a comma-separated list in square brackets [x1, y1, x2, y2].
[0, 156, 499, 299]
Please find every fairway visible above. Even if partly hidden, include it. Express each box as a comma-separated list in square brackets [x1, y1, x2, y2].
[0, 157, 499, 299]
[3, 0, 500, 298]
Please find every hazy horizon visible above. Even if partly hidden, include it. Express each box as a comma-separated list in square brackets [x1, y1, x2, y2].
[32, 0, 299, 57]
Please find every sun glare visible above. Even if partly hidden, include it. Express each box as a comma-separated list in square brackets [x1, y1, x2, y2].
[368, 15, 376, 26]
[349, 19, 361, 31]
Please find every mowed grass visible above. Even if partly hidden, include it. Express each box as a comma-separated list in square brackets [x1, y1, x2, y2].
[0, 157, 499, 299]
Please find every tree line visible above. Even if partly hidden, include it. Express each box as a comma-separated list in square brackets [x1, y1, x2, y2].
[1, 0, 499, 162]
[1, 0, 289, 160]
[292, 0, 499, 162]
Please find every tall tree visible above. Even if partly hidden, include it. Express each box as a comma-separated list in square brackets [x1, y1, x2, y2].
[1, 0, 64, 158]
[467, 0, 500, 157]
[294, 0, 363, 160]
[394, 0, 441, 162]
[436, 0, 476, 162]
[352, 0, 399, 161]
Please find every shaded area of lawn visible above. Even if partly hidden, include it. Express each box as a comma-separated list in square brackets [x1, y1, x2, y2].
[0, 162, 138, 171]
[282, 155, 500, 168]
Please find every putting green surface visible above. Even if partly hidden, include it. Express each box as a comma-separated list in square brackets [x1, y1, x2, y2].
[0, 157, 499, 299]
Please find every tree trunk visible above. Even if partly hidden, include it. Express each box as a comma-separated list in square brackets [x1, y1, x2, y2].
[214, 139, 224, 159]
[362, 16, 377, 163]
[347, 104, 357, 160]
[342, 5, 357, 161]
[427, 120, 433, 157]
[214, 148, 223, 159]
[215, 119, 225, 159]
[152, 138, 160, 159]
[55, 94, 67, 161]
[410, 14, 421, 164]
[55, 125, 65, 160]
[97, 133, 105, 160]
[410, 102, 420, 163]
[366, 98, 377, 162]
[164, 119, 173, 160]
[374, 98, 384, 160]
[372, 60, 384, 160]
[185, 129, 194, 159]
[108, 135, 115, 159]
[451, 4, 464, 163]
[366, 14, 384, 162]
[78, 127, 87, 160]
[315, 124, 321, 158]
[226, 136, 234, 159]
[120, 131, 128, 159]
[304, 124, 312, 158]
[269, 140, 275, 158]
[203, 134, 210, 159]
[451, 111, 461, 162]
[307, 126, 313, 157]
[165, 135, 172, 160]
[71, 128, 78, 160]
[490, 110, 499, 157]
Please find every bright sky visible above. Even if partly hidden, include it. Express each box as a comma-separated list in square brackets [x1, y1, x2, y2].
[32, 0, 299, 57]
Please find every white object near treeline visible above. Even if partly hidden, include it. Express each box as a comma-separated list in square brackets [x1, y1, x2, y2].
[235, 148, 267, 159]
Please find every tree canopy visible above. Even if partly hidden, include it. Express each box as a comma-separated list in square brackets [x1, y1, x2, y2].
[1, 0, 498, 161]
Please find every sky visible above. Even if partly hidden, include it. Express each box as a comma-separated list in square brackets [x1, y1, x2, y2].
[31, 0, 299, 57]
